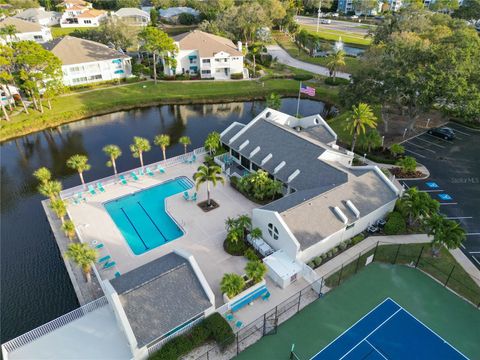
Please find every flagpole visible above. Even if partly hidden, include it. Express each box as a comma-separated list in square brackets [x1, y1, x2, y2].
[296, 82, 301, 117]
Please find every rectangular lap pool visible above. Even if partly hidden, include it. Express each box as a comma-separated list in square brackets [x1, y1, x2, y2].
[104, 176, 193, 255]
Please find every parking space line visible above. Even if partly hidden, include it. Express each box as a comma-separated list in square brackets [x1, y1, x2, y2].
[406, 142, 436, 153]
[466, 233, 480, 236]
[439, 202, 458, 205]
[461, 244, 466, 249]
[405, 149, 426, 158]
[425, 133, 452, 143]
[414, 137, 445, 148]
[448, 122, 479, 132]
[471, 257, 480, 266]
[445, 216, 473, 220]
[420, 189, 444, 193]
[450, 128, 471, 136]
[469, 251, 480, 254]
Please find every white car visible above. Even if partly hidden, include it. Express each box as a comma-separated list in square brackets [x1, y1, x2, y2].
[332, 13, 339, 17]
[320, 19, 331, 24]
[351, 15, 359, 19]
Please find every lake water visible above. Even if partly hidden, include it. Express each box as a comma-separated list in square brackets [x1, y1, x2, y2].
[0, 98, 332, 342]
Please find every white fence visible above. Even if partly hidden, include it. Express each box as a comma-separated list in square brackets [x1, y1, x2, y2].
[147, 314, 205, 356]
[60, 147, 207, 199]
[2, 297, 108, 354]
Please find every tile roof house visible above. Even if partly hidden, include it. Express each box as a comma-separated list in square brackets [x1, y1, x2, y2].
[0, 17, 52, 44]
[43, 36, 132, 86]
[59, 0, 107, 28]
[14, 7, 61, 26]
[219, 108, 402, 288]
[114, 7, 150, 26]
[163, 30, 246, 80]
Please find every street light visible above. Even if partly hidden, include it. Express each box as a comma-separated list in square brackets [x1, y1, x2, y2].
[316, 0, 322, 33]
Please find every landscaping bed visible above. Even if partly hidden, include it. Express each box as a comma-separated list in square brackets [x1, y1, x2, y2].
[197, 199, 220, 212]
[389, 167, 426, 179]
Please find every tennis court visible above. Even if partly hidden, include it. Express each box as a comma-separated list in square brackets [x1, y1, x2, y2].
[311, 298, 467, 360]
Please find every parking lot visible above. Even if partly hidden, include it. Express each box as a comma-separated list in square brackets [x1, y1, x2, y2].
[400, 122, 480, 269]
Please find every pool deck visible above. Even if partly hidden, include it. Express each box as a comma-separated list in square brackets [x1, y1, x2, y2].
[66, 155, 258, 306]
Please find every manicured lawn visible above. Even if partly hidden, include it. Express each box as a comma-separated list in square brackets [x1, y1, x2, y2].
[51, 26, 97, 38]
[2, 79, 339, 142]
[300, 24, 372, 46]
[273, 32, 364, 75]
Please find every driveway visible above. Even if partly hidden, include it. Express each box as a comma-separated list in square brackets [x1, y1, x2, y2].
[266, 45, 351, 79]
[399, 122, 480, 269]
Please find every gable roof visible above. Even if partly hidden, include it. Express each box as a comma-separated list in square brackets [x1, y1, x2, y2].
[15, 8, 60, 21]
[43, 36, 129, 65]
[110, 253, 212, 347]
[77, 9, 106, 18]
[0, 17, 43, 33]
[173, 30, 242, 57]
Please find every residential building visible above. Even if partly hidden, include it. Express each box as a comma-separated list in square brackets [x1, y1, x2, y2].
[43, 36, 132, 86]
[218, 108, 401, 287]
[14, 7, 61, 26]
[59, 0, 107, 27]
[164, 30, 245, 80]
[114, 8, 150, 26]
[0, 17, 52, 44]
[337, 0, 354, 13]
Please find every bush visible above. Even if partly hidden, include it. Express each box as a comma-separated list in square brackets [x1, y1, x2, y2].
[313, 256, 323, 267]
[293, 74, 313, 81]
[339, 241, 348, 250]
[327, 250, 333, 258]
[132, 63, 151, 77]
[396, 156, 417, 174]
[202, 313, 235, 349]
[224, 238, 247, 256]
[352, 233, 365, 244]
[230, 72, 243, 79]
[178, 12, 198, 25]
[384, 211, 407, 235]
[307, 260, 315, 268]
[332, 247, 339, 254]
[244, 248, 259, 261]
[324, 77, 350, 86]
[258, 54, 273, 67]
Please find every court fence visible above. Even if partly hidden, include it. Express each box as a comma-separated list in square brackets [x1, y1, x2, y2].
[192, 241, 480, 360]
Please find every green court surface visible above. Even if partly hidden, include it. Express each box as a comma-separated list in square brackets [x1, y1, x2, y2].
[236, 263, 480, 360]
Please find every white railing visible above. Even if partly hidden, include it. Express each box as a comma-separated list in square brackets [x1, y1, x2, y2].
[147, 314, 204, 356]
[60, 147, 207, 199]
[2, 297, 109, 354]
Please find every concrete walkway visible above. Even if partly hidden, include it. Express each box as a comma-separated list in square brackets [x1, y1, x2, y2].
[266, 45, 351, 79]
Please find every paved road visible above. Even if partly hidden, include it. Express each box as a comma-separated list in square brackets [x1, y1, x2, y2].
[266, 45, 351, 79]
[295, 16, 374, 35]
[399, 122, 480, 269]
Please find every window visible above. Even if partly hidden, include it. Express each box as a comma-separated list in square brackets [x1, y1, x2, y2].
[201, 70, 211, 74]
[251, 162, 260, 172]
[231, 149, 240, 160]
[268, 223, 279, 240]
[72, 76, 88, 84]
[69, 66, 83, 73]
[88, 74, 102, 81]
[202, 59, 210, 64]
[83, 19, 92, 24]
[189, 57, 196, 64]
[33, 35, 43, 41]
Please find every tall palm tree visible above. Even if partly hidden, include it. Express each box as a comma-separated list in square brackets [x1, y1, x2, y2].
[103, 144, 122, 175]
[424, 214, 466, 256]
[130, 136, 151, 168]
[62, 219, 76, 241]
[38, 180, 62, 201]
[326, 50, 346, 82]
[204, 132, 221, 155]
[179, 135, 191, 154]
[33, 167, 52, 185]
[397, 187, 439, 226]
[64, 242, 98, 283]
[345, 103, 378, 152]
[50, 198, 67, 223]
[66, 154, 91, 187]
[154, 134, 170, 161]
[193, 164, 225, 207]
[236, 214, 252, 239]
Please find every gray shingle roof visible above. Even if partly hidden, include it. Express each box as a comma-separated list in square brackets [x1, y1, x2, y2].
[110, 253, 212, 347]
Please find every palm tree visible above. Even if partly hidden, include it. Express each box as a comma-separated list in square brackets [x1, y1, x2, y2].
[359, 129, 382, 153]
[266, 93, 281, 110]
[179, 136, 191, 154]
[50, 198, 67, 223]
[226, 227, 243, 244]
[130, 136, 151, 168]
[236, 214, 252, 239]
[424, 215, 466, 256]
[250, 43, 262, 77]
[61, 219, 76, 241]
[396, 156, 417, 174]
[193, 164, 225, 207]
[38, 180, 62, 201]
[250, 227, 263, 241]
[245, 260, 267, 284]
[154, 134, 170, 161]
[204, 132, 221, 155]
[397, 187, 439, 226]
[390, 143, 405, 158]
[327, 50, 346, 82]
[103, 144, 122, 175]
[225, 216, 238, 231]
[64, 242, 98, 283]
[345, 103, 378, 152]
[66, 154, 91, 187]
[33, 167, 52, 185]
[220, 273, 245, 298]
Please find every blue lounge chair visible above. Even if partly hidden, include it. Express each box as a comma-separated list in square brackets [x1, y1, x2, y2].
[114, 271, 121, 278]
[76, 192, 86, 202]
[262, 292, 271, 301]
[138, 169, 145, 176]
[235, 320, 243, 329]
[95, 243, 104, 249]
[98, 255, 111, 263]
[226, 313, 234, 322]
[97, 182, 105, 193]
[103, 261, 116, 269]
[192, 154, 197, 162]
[183, 191, 190, 200]
[190, 192, 197, 201]
[88, 185, 96, 195]
[145, 167, 154, 176]
[73, 196, 81, 205]
[119, 175, 127, 185]
[157, 165, 166, 173]
[131, 172, 139, 181]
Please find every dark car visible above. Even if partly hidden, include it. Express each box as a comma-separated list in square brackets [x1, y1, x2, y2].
[427, 127, 455, 140]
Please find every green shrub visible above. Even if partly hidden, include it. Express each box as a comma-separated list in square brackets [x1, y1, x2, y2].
[384, 211, 407, 235]
[352, 234, 365, 244]
[339, 241, 348, 250]
[324, 77, 350, 86]
[244, 248, 259, 261]
[307, 260, 315, 268]
[344, 238, 352, 246]
[332, 247, 339, 254]
[327, 250, 333, 258]
[230, 73, 244, 79]
[293, 74, 313, 81]
[224, 238, 247, 255]
[202, 313, 235, 348]
[314, 256, 323, 267]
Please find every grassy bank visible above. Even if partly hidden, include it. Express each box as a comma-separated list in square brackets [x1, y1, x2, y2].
[274, 32, 363, 75]
[300, 24, 372, 46]
[51, 26, 97, 38]
[2, 79, 339, 142]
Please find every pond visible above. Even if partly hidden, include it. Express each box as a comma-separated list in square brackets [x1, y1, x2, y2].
[0, 97, 333, 342]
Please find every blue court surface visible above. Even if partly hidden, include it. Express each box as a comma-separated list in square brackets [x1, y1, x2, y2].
[311, 298, 467, 360]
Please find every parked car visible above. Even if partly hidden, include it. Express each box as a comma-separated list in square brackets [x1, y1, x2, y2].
[320, 19, 332, 24]
[332, 12, 339, 17]
[427, 127, 455, 140]
[351, 15, 359, 19]
[367, 225, 380, 234]
[375, 219, 386, 228]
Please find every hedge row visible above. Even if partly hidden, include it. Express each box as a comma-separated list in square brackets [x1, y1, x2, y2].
[307, 233, 365, 269]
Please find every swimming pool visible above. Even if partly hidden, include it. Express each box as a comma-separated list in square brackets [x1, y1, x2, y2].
[104, 177, 193, 255]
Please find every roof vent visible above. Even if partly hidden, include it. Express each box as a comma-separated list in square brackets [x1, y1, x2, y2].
[239, 140, 249, 151]
[261, 153, 272, 166]
[333, 207, 348, 224]
[249, 146, 260, 158]
[346, 200, 360, 218]
[273, 161, 286, 174]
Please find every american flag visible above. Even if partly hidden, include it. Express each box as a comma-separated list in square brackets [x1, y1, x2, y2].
[300, 84, 315, 96]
